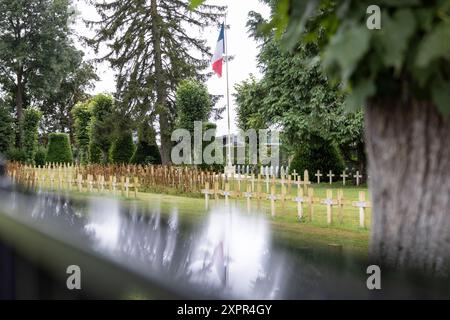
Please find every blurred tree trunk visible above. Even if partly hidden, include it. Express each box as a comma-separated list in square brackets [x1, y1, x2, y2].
[365, 99, 450, 275]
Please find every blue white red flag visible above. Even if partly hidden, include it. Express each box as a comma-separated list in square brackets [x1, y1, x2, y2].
[211, 24, 225, 77]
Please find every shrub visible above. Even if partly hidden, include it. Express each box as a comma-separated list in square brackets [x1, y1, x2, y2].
[6, 147, 26, 162]
[88, 94, 115, 163]
[131, 140, 161, 165]
[71, 102, 92, 164]
[290, 134, 345, 177]
[34, 146, 47, 166]
[23, 108, 42, 164]
[110, 131, 134, 164]
[0, 104, 14, 155]
[46, 133, 73, 164]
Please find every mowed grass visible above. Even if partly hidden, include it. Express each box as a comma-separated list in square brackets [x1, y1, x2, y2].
[24, 170, 371, 258]
[56, 186, 370, 259]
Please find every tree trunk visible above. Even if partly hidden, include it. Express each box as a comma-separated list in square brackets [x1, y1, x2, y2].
[365, 99, 450, 275]
[150, 0, 171, 165]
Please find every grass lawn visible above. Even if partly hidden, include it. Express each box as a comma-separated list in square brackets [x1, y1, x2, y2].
[60, 187, 370, 260]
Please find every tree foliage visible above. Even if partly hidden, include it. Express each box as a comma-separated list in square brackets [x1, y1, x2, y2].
[87, 0, 225, 163]
[131, 122, 161, 165]
[22, 108, 42, 164]
[110, 131, 134, 164]
[72, 102, 93, 165]
[176, 79, 212, 132]
[46, 133, 73, 164]
[88, 94, 116, 164]
[0, 0, 82, 138]
[0, 102, 13, 154]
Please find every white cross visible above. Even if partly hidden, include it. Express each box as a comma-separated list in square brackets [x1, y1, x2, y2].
[315, 170, 322, 184]
[340, 171, 348, 185]
[354, 171, 362, 186]
[327, 170, 335, 184]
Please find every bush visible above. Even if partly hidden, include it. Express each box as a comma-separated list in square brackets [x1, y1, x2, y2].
[290, 134, 345, 177]
[23, 108, 42, 164]
[34, 146, 47, 166]
[131, 141, 161, 165]
[89, 94, 115, 163]
[110, 131, 134, 164]
[6, 147, 26, 162]
[71, 102, 92, 164]
[0, 104, 14, 155]
[46, 133, 73, 164]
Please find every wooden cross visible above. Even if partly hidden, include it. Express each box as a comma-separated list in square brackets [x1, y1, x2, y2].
[124, 177, 130, 197]
[327, 170, 335, 184]
[321, 189, 337, 225]
[352, 191, 371, 228]
[337, 189, 344, 224]
[201, 182, 215, 208]
[291, 170, 299, 182]
[77, 174, 83, 192]
[267, 184, 277, 217]
[244, 184, 252, 213]
[220, 182, 234, 204]
[315, 170, 322, 184]
[354, 171, 363, 186]
[340, 170, 349, 186]
[133, 177, 140, 198]
[293, 188, 305, 220]
[307, 188, 314, 221]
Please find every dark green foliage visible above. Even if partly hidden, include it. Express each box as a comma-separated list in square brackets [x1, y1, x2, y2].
[110, 131, 134, 164]
[131, 141, 161, 165]
[0, 103, 13, 155]
[290, 135, 344, 176]
[6, 147, 26, 162]
[46, 133, 73, 164]
[0, 0, 84, 138]
[34, 146, 47, 167]
[88, 94, 116, 163]
[131, 122, 161, 165]
[23, 108, 42, 164]
[89, 144, 102, 164]
[88, 0, 225, 164]
[71, 102, 92, 164]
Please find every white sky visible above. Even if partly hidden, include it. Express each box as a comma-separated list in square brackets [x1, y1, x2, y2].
[73, 0, 270, 136]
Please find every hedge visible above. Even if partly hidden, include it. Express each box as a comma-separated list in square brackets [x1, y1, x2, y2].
[46, 133, 73, 164]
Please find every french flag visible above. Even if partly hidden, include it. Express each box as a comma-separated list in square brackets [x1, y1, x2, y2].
[211, 24, 225, 78]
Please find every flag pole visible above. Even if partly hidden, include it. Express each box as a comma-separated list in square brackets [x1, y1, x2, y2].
[224, 11, 233, 173]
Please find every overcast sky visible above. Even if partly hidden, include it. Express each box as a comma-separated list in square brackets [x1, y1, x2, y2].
[73, 0, 270, 136]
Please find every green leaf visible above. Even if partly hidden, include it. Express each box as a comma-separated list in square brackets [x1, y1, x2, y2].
[323, 23, 372, 83]
[431, 80, 450, 116]
[344, 79, 376, 111]
[189, 0, 205, 10]
[377, 9, 416, 72]
[416, 22, 450, 67]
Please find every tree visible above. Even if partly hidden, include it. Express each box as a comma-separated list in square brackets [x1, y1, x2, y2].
[131, 121, 161, 165]
[176, 79, 213, 133]
[0, 102, 14, 155]
[257, 0, 450, 274]
[88, 94, 116, 164]
[234, 75, 267, 132]
[0, 0, 79, 145]
[87, 0, 225, 164]
[110, 131, 135, 164]
[72, 102, 93, 165]
[39, 58, 98, 137]
[46, 133, 73, 164]
[22, 107, 41, 164]
[290, 134, 344, 176]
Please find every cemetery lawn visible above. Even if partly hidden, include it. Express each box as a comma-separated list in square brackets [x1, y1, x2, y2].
[69, 188, 371, 259]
